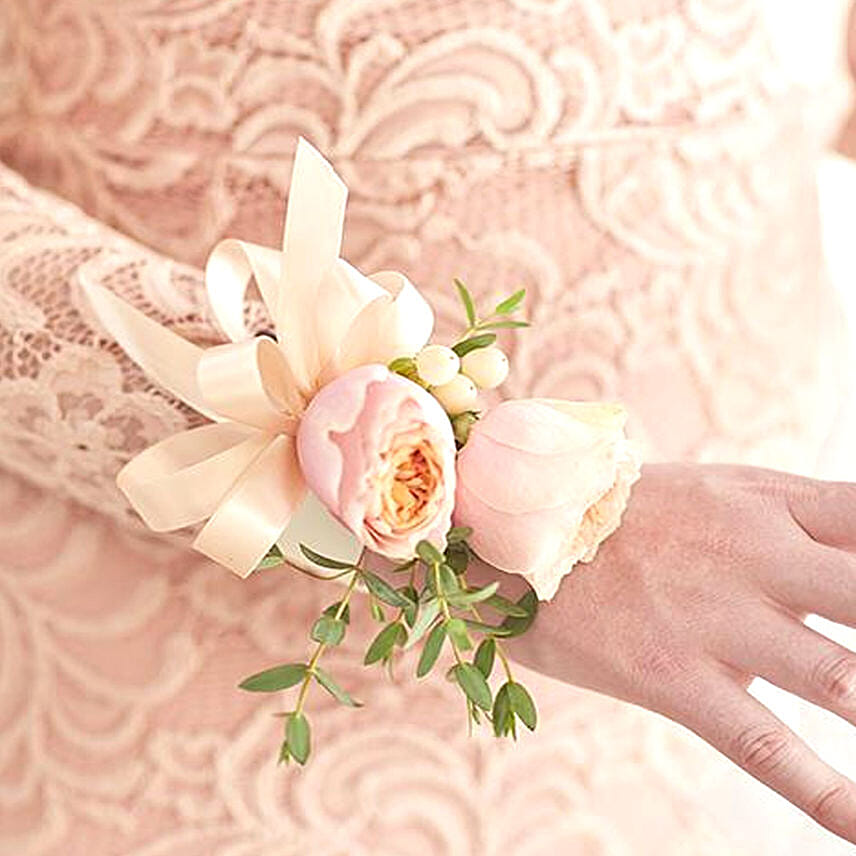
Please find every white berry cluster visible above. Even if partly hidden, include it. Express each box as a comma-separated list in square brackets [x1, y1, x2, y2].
[415, 344, 509, 415]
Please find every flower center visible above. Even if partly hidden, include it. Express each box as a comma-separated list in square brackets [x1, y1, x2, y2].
[378, 439, 443, 532]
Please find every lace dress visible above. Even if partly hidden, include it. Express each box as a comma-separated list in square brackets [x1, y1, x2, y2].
[0, 1, 853, 853]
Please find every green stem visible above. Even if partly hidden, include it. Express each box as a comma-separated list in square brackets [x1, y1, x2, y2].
[468, 601, 514, 682]
[433, 560, 463, 666]
[294, 566, 361, 715]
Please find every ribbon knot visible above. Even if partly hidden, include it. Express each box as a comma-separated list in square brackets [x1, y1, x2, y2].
[81, 138, 435, 576]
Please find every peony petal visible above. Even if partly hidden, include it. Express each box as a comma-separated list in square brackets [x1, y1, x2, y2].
[457, 404, 625, 515]
[454, 480, 574, 594]
[473, 399, 623, 456]
[297, 364, 388, 513]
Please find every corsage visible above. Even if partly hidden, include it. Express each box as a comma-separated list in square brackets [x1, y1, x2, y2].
[82, 139, 640, 764]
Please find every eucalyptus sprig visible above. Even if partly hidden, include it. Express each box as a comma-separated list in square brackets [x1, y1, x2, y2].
[452, 277, 529, 356]
[239, 530, 538, 765]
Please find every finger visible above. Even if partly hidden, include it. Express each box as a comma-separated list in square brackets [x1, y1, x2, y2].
[717, 602, 856, 729]
[677, 673, 856, 843]
[787, 476, 856, 552]
[761, 541, 856, 628]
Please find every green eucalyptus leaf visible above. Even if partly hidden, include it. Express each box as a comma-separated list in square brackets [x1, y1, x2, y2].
[473, 637, 496, 678]
[416, 540, 444, 565]
[463, 618, 513, 637]
[299, 544, 354, 570]
[446, 581, 499, 607]
[322, 601, 351, 624]
[483, 593, 529, 618]
[507, 682, 538, 730]
[451, 411, 479, 446]
[454, 277, 477, 327]
[416, 622, 447, 677]
[361, 570, 412, 608]
[238, 663, 307, 692]
[494, 288, 526, 315]
[444, 542, 470, 574]
[438, 563, 460, 594]
[401, 585, 419, 626]
[310, 615, 346, 646]
[499, 589, 538, 638]
[477, 319, 531, 331]
[388, 356, 416, 374]
[392, 558, 418, 574]
[314, 667, 362, 707]
[403, 599, 440, 650]
[445, 617, 473, 651]
[370, 598, 386, 623]
[286, 712, 310, 765]
[452, 333, 496, 358]
[364, 621, 405, 665]
[453, 663, 492, 711]
[492, 684, 514, 738]
[278, 739, 291, 765]
[256, 544, 285, 569]
[446, 526, 473, 544]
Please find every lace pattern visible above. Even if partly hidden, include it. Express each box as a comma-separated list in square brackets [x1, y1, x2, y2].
[0, 0, 852, 853]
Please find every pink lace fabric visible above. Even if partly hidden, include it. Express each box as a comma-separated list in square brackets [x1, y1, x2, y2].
[0, 0, 851, 853]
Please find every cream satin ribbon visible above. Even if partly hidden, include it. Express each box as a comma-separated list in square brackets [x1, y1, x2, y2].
[81, 138, 434, 576]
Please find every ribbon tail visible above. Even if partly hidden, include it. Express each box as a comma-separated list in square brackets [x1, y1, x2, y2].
[205, 239, 284, 342]
[116, 423, 268, 531]
[80, 277, 218, 420]
[276, 137, 348, 394]
[193, 434, 307, 577]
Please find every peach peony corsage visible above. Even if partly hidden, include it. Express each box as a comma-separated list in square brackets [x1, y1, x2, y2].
[455, 400, 641, 600]
[81, 139, 639, 765]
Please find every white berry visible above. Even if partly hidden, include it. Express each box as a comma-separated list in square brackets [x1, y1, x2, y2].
[461, 346, 509, 389]
[415, 345, 461, 387]
[431, 373, 478, 415]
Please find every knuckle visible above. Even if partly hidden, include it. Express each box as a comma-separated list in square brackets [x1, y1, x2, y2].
[810, 653, 856, 707]
[810, 783, 852, 829]
[732, 724, 794, 776]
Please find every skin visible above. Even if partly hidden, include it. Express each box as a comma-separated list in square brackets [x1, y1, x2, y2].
[469, 462, 856, 845]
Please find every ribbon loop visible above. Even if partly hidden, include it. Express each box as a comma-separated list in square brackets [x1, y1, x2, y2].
[205, 239, 283, 342]
[197, 337, 303, 432]
[81, 138, 429, 577]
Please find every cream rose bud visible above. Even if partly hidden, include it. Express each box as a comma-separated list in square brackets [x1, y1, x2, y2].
[431, 373, 478, 415]
[297, 364, 457, 559]
[461, 346, 508, 389]
[454, 399, 641, 600]
[415, 344, 460, 386]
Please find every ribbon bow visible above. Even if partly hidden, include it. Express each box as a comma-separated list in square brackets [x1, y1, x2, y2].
[82, 139, 434, 576]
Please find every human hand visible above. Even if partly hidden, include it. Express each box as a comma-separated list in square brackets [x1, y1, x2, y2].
[479, 462, 856, 844]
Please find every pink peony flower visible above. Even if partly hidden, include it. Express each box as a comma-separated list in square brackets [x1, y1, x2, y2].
[297, 364, 456, 559]
[454, 399, 641, 600]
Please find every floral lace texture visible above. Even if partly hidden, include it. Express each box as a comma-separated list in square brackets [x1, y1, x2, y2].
[0, 0, 852, 853]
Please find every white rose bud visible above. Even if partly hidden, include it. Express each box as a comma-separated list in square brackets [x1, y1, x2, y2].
[431, 373, 478, 415]
[461, 346, 509, 389]
[415, 344, 461, 387]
